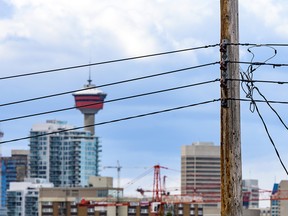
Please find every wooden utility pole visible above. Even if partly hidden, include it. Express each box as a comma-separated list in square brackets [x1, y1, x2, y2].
[220, 0, 242, 216]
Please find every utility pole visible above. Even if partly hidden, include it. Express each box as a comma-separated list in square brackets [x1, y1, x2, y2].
[220, 0, 242, 216]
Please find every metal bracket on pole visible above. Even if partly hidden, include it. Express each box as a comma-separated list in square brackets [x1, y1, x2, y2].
[220, 39, 229, 108]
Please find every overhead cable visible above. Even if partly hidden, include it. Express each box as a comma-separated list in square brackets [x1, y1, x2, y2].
[1, 61, 220, 107]
[230, 98, 288, 105]
[0, 98, 220, 144]
[253, 87, 288, 130]
[228, 43, 288, 47]
[229, 61, 288, 68]
[0, 79, 220, 123]
[0, 44, 220, 81]
[228, 78, 288, 85]
[237, 47, 288, 175]
[253, 102, 288, 175]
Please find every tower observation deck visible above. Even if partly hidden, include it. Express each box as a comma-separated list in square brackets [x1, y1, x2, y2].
[73, 79, 106, 135]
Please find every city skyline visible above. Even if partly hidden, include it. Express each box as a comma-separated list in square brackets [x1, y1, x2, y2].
[1, 0, 288, 208]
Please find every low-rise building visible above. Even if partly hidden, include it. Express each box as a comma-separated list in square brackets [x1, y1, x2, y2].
[7, 178, 53, 216]
[39, 176, 123, 216]
[243, 179, 259, 209]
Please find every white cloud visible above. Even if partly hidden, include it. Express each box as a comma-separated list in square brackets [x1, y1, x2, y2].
[240, 0, 288, 38]
[0, 0, 219, 58]
[240, 0, 280, 25]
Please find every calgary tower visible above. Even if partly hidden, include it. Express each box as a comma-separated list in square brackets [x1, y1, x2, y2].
[73, 78, 107, 135]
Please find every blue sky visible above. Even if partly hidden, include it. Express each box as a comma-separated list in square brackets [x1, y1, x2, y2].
[1, 0, 288, 206]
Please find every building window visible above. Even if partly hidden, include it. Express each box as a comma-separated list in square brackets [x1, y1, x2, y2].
[42, 202, 52, 205]
[71, 208, 77, 212]
[128, 208, 136, 213]
[42, 208, 53, 212]
[140, 209, 148, 213]
[87, 208, 94, 213]
[96, 190, 108, 197]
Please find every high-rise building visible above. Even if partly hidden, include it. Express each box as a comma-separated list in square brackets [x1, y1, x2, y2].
[1, 150, 29, 207]
[181, 142, 221, 207]
[271, 183, 279, 216]
[242, 179, 259, 209]
[73, 79, 106, 135]
[6, 178, 53, 216]
[28, 120, 102, 187]
[271, 180, 288, 216]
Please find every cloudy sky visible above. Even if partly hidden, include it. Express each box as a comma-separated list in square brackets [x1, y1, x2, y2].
[1, 0, 288, 206]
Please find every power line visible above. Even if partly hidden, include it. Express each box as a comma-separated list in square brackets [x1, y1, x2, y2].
[4, 74, 287, 109]
[240, 97, 288, 175]
[228, 43, 288, 47]
[253, 87, 288, 130]
[253, 102, 288, 175]
[228, 78, 288, 85]
[229, 61, 288, 68]
[0, 44, 219, 81]
[1, 61, 220, 107]
[229, 98, 288, 105]
[0, 98, 220, 144]
[235, 47, 288, 175]
[0, 79, 220, 123]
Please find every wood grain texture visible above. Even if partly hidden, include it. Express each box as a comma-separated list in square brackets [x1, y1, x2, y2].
[220, 0, 242, 215]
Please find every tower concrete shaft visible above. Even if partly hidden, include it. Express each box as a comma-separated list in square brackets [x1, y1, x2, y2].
[84, 113, 95, 135]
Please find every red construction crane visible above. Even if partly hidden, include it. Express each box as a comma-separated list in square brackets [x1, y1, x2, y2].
[152, 165, 168, 202]
[135, 165, 169, 215]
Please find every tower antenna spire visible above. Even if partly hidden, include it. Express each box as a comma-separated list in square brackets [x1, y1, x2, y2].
[88, 60, 92, 86]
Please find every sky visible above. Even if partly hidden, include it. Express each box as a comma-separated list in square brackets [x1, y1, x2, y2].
[1, 0, 288, 207]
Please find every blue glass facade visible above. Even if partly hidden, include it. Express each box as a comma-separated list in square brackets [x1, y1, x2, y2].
[271, 183, 279, 216]
[29, 120, 101, 187]
[1, 162, 6, 208]
[1, 150, 28, 208]
[6, 191, 22, 216]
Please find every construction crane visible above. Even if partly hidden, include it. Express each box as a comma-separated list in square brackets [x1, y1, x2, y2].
[136, 165, 206, 215]
[103, 160, 122, 200]
[135, 165, 169, 215]
[152, 165, 168, 202]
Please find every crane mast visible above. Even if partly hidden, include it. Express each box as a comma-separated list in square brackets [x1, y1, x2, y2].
[103, 160, 122, 200]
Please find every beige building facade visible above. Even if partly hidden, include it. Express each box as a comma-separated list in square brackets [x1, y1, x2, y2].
[181, 142, 221, 207]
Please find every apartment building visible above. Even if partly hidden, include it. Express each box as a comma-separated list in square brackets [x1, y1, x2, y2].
[29, 120, 102, 187]
[6, 178, 53, 216]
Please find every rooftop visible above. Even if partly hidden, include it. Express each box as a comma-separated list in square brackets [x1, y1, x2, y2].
[73, 83, 106, 96]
